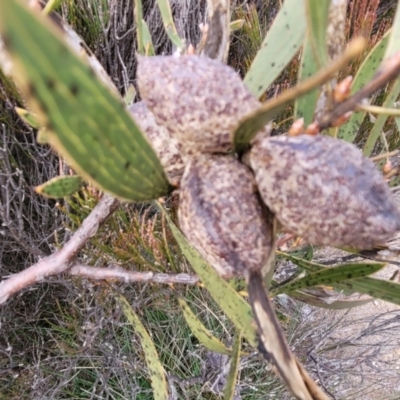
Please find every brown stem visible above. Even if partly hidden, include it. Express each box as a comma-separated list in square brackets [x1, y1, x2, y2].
[318, 51, 400, 130]
[0, 194, 119, 305]
[247, 270, 329, 400]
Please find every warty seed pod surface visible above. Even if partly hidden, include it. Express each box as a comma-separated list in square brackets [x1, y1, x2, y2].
[137, 54, 269, 155]
[250, 134, 400, 249]
[178, 154, 273, 278]
[128, 101, 185, 187]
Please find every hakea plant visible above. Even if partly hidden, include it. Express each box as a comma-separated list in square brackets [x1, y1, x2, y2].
[135, 53, 400, 400]
[3, 1, 400, 399]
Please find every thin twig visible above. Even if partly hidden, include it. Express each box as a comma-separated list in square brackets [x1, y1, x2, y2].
[69, 264, 199, 285]
[0, 194, 120, 305]
[318, 51, 400, 129]
[356, 103, 400, 116]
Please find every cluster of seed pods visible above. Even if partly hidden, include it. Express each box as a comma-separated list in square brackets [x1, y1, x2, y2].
[135, 54, 400, 265]
[133, 54, 400, 399]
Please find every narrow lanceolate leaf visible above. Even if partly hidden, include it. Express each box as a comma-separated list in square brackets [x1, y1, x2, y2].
[384, 1, 400, 60]
[290, 291, 373, 310]
[114, 291, 168, 400]
[156, 0, 185, 51]
[294, 39, 320, 124]
[15, 107, 40, 129]
[158, 203, 258, 348]
[277, 252, 400, 305]
[0, 1, 169, 201]
[338, 31, 390, 142]
[223, 332, 242, 400]
[178, 298, 232, 356]
[244, 0, 306, 98]
[340, 277, 400, 306]
[363, 77, 400, 156]
[133, 0, 145, 55]
[35, 176, 83, 198]
[271, 263, 384, 296]
[142, 20, 155, 56]
[304, 0, 330, 67]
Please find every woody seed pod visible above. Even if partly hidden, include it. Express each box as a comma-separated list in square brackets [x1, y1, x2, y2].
[178, 154, 273, 278]
[137, 54, 269, 155]
[128, 101, 185, 186]
[250, 134, 400, 249]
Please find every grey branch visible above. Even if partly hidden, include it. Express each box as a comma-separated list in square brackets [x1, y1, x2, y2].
[0, 194, 119, 305]
[69, 264, 199, 285]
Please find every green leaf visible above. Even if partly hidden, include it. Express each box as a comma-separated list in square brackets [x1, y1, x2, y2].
[113, 291, 168, 400]
[304, 0, 330, 67]
[294, 39, 320, 124]
[0, 0, 170, 201]
[35, 176, 83, 198]
[244, 0, 306, 98]
[290, 290, 373, 309]
[223, 332, 242, 400]
[363, 77, 400, 156]
[276, 251, 400, 306]
[142, 19, 155, 56]
[340, 277, 400, 306]
[123, 84, 136, 105]
[384, 1, 400, 60]
[338, 31, 390, 142]
[42, 0, 65, 15]
[156, 0, 185, 51]
[178, 297, 232, 356]
[271, 263, 384, 296]
[133, 0, 145, 54]
[158, 203, 258, 348]
[230, 19, 244, 32]
[15, 107, 40, 129]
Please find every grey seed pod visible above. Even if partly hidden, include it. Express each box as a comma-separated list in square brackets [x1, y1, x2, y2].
[128, 101, 185, 186]
[178, 154, 273, 278]
[137, 54, 269, 155]
[250, 134, 400, 249]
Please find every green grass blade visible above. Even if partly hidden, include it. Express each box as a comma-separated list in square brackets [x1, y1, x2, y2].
[244, 0, 306, 98]
[15, 106, 40, 129]
[223, 332, 242, 400]
[363, 77, 400, 156]
[230, 19, 244, 32]
[338, 31, 390, 142]
[305, 0, 330, 67]
[156, 0, 185, 51]
[158, 203, 258, 348]
[35, 176, 83, 198]
[142, 19, 155, 56]
[294, 39, 320, 124]
[42, 0, 65, 15]
[271, 263, 384, 296]
[134, 0, 145, 55]
[178, 297, 232, 355]
[0, 0, 170, 201]
[384, 0, 400, 60]
[113, 291, 169, 400]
